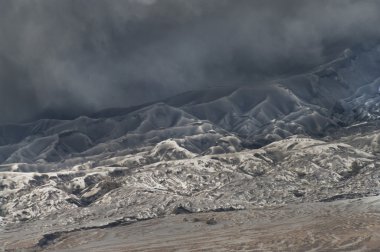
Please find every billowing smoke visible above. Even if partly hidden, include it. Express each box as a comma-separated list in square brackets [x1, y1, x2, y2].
[0, 0, 380, 122]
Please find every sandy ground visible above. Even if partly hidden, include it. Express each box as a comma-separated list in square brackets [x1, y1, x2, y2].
[2, 196, 380, 251]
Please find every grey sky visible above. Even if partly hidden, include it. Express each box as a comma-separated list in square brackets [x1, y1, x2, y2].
[0, 0, 379, 122]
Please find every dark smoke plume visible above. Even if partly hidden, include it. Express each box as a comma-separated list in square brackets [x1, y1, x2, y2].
[0, 0, 379, 122]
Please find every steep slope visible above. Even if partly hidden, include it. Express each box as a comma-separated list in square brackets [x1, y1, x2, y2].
[173, 44, 380, 145]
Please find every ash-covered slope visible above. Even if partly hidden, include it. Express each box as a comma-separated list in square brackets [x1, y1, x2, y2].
[1, 43, 380, 167]
[1, 133, 379, 229]
[0, 103, 240, 169]
[2, 43, 380, 251]
[168, 44, 380, 145]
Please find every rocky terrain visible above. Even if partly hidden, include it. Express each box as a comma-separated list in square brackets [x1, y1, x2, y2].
[2, 43, 380, 251]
